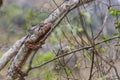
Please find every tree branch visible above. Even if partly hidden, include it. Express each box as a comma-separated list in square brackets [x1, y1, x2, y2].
[0, 0, 95, 79]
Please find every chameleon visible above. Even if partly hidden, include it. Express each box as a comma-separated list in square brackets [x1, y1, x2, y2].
[25, 23, 52, 49]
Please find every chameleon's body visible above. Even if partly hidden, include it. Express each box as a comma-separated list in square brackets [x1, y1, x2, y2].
[25, 23, 52, 49]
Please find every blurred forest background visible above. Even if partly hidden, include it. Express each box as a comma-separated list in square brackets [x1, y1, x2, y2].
[0, 0, 120, 80]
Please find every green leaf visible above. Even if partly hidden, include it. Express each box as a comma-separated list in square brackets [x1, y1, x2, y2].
[101, 36, 110, 43]
[112, 33, 119, 36]
[108, 7, 120, 16]
[101, 36, 108, 41]
[75, 60, 81, 67]
[43, 52, 55, 61]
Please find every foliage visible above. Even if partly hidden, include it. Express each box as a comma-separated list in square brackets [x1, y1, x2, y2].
[109, 7, 120, 16]
[32, 52, 55, 66]
[109, 7, 120, 34]
[24, 52, 57, 80]
[0, 3, 48, 33]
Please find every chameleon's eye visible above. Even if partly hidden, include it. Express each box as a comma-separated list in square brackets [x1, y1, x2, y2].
[39, 22, 45, 27]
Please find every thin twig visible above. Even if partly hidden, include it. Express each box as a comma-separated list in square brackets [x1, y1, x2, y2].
[27, 36, 120, 72]
[94, 10, 108, 40]
[88, 50, 95, 80]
